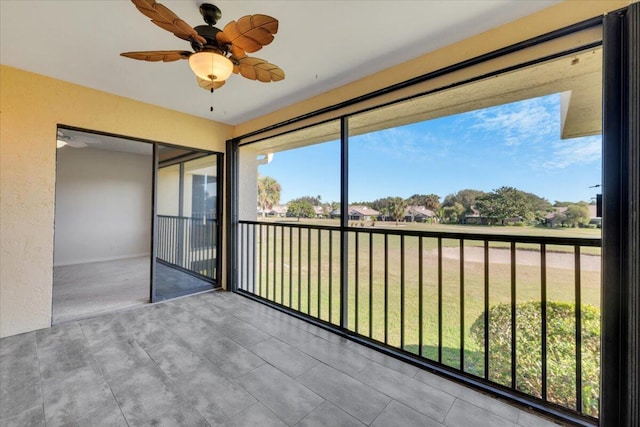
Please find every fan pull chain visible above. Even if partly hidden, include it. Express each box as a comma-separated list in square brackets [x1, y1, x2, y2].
[210, 87, 214, 112]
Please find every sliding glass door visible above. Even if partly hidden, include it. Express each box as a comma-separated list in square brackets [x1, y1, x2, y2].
[153, 145, 221, 301]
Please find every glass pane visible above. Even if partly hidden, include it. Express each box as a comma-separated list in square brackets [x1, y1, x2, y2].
[237, 120, 342, 325]
[155, 150, 218, 300]
[347, 47, 602, 415]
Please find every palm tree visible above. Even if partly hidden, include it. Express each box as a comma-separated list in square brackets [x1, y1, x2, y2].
[257, 176, 281, 217]
[424, 194, 441, 211]
[389, 197, 407, 226]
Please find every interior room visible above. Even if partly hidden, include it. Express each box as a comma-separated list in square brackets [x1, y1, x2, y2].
[53, 129, 153, 323]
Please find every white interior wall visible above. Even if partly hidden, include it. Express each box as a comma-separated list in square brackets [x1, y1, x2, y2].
[54, 146, 152, 266]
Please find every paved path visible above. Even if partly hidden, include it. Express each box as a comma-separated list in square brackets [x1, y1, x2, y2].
[436, 246, 601, 272]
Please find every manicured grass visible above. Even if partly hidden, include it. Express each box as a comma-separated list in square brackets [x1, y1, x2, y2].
[240, 219, 601, 412]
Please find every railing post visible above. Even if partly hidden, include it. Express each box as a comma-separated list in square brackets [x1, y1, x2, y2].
[340, 116, 349, 329]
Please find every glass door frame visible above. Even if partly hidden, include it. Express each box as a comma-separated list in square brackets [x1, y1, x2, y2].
[151, 143, 224, 303]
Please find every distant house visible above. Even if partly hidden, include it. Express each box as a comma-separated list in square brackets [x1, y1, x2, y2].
[463, 207, 487, 225]
[404, 206, 436, 223]
[348, 206, 380, 221]
[267, 205, 288, 217]
[313, 206, 325, 218]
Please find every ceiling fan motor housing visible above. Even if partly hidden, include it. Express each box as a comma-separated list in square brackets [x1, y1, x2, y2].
[199, 3, 222, 25]
[192, 25, 224, 52]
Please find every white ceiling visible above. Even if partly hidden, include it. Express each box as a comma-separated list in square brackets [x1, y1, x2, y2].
[1, 0, 559, 126]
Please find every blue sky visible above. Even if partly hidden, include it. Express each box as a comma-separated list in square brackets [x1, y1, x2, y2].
[257, 93, 602, 205]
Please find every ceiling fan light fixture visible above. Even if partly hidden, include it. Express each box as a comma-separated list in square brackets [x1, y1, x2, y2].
[56, 139, 67, 148]
[189, 51, 233, 82]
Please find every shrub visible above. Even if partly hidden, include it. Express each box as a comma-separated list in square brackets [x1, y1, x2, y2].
[470, 301, 600, 416]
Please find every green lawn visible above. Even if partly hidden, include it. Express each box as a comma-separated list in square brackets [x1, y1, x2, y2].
[240, 219, 601, 414]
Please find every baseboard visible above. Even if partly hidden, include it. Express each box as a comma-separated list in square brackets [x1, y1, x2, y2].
[53, 253, 151, 267]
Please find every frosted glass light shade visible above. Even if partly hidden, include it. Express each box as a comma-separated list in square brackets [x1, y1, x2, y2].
[189, 51, 233, 82]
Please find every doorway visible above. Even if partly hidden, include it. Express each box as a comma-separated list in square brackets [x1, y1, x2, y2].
[52, 128, 222, 323]
[53, 128, 153, 323]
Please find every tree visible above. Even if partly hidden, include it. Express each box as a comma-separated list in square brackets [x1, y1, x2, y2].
[287, 199, 316, 221]
[257, 176, 281, 217]
[388, 197, 407, 226]
[424, 194, 441, 211]
[564, 202, 590, 227]
[291, 195, 322, 206]
[371, 197, 395, 216]
[442, 189, 485, 216]
[405, 193, 441, 210]
[439, 202, 464, 223]
[475, 186, 530, 225]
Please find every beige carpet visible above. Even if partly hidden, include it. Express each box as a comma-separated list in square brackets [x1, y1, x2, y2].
[52, 256, 150, 324]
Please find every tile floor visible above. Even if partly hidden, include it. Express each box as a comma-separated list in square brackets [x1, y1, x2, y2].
[0, 291, 563, 427]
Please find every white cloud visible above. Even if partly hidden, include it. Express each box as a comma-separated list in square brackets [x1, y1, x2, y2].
[470, 95, 558, 146]
[541, 136, 601, 169]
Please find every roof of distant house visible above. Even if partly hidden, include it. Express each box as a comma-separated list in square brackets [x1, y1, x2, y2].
[348, 206, 380, 216]
[405, 205, 435, 217]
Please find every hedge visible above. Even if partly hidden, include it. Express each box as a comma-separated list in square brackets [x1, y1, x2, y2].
[470, 301, 600, 416]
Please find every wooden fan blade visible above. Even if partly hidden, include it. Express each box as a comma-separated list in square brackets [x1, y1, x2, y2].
[131, 0, 206, 45]
[197, 77, 226, 91]
[236, 56, 285, 82]
[221, 15, 278, 53]
[217, 32, 246, 58]
[121, 50, 191, 62]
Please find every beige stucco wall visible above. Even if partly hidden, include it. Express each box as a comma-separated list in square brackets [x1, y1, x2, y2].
[234, 0, 628, 138]
[0, 66, 232, 337]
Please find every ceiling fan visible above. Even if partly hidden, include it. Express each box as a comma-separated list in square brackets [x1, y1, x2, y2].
[56, 130, 100, 149]
[120, 0, 285, 91]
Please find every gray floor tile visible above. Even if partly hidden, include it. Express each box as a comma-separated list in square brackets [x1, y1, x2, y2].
[249, 338, 319, 378]
[211, 316, 271, 348]
[298, 337, 370, 377]
[74, 399, 128, 427]
[90, 337, 154, 380]
[162, 310, 228, 349]
[145, 341, 256, 420]
[0, 373, 41, 420]
[414, 369, 521, 422]
[42, 365, 116, 426]
[37, 338, 94, 381]
[295, 401, 365, 427]
[0, 405, 45, 427]
[233, 311, 317, 347]
[228, 402, 288, 427]
[0, 331, 36, 358]
[109, 365, 189, 426]
[0, 333, 41, 419]
[79, 314, 132, 348]
[133, 405, 210, 427]
[0, 292, 554, 427]
[237, 364, 324, 425]
[36, 323, 94, 381]
[179, 294, 229, 321]
[345, 340, 420, 378]
[297, 363, 390, 425]
[356, 362, 455, 422]
[517, 409, 563, 427]
[444, 399, 516, 427]
[196, 335, 265, 378]
[35, 322, 85, 349]
[124, 316, 185, 351]
[372, 400, 444, 427]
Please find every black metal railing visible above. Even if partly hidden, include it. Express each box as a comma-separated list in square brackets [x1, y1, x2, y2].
[157, 215, 217, 279]
[237, 220, 602, 422]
